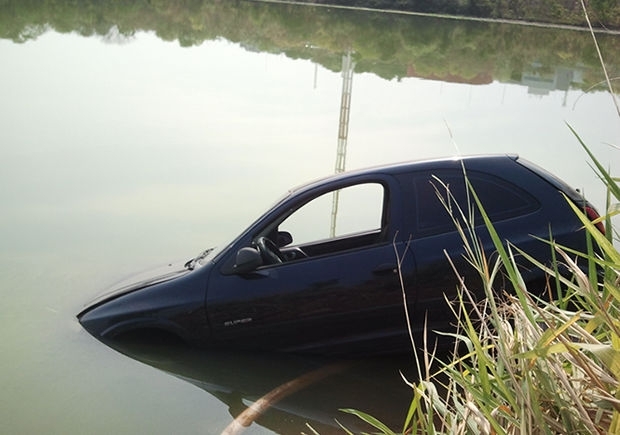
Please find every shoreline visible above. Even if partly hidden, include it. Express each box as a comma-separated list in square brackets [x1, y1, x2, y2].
[248, 0, 620, 34]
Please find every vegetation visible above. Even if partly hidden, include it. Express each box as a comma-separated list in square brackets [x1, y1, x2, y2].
[0, 0, 618, 89]
[297, 0, 620, 29]
[338, 12, 619, 431]
[336, 134, 619, 434]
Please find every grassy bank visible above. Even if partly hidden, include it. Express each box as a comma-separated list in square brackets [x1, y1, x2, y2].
[278, 0, 620, 29]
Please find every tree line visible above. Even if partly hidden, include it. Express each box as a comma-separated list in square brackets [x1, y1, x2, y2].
[0, 0, 617, 90]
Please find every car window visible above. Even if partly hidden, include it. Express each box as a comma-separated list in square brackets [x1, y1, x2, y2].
[280, 182, 385, 246]
[414, 171, 540, 236]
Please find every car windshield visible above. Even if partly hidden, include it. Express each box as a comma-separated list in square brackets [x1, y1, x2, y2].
[190, 185, 329, 270]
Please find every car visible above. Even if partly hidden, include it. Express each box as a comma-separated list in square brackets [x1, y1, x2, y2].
[77, 154, 603, 355]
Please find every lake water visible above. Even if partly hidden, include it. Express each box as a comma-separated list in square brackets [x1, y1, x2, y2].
[1, 1, 619, 434]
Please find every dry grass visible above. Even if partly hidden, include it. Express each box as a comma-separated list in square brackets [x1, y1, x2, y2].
[343, 147, 620, 434]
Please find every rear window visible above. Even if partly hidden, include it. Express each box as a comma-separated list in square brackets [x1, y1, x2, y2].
[515, 157, 583, 203]
[414, 170, 540, 236]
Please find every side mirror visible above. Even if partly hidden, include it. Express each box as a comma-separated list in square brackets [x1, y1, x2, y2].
[276, 231, 293, 247]
[233, 247, 263, 274]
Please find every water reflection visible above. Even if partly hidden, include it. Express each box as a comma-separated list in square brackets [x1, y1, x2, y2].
[107, 338, 417, 434]
[1, 0, 618, 91]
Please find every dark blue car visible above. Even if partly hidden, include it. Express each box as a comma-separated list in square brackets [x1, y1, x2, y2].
[78, 155, 603, 355]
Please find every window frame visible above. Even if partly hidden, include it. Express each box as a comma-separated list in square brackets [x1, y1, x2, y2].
[256, 180, 392, 262]
[412, 170, 541, 238]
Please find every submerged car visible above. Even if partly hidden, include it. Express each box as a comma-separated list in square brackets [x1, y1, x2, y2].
[78, 155, 603, 355]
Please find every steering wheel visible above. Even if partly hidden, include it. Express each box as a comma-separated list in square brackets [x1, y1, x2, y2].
[255, 236, 286, 264]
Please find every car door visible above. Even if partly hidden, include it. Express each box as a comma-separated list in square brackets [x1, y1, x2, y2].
[406, 168, 542, 339]
[206, 177, 415, 354]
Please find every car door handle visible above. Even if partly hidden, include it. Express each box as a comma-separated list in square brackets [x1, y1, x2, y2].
[373, 263, 398, 275]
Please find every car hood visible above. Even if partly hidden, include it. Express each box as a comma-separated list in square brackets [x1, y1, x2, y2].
[79, 260, 192, 315]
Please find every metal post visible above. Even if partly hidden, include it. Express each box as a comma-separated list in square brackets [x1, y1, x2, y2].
[330, 51, 355, 237]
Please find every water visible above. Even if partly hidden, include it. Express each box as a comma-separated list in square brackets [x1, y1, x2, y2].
[0, 2, 618, 433]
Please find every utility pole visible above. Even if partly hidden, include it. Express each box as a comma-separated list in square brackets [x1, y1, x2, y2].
[330, 51, 355, 237]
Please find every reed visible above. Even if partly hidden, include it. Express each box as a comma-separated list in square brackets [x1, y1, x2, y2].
[340, 140, 620, 434]
[339, 5, 619, 431]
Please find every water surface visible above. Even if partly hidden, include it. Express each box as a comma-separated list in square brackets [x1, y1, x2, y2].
[0, 2, 618, 434]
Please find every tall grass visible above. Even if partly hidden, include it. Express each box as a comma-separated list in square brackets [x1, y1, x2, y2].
[341, 146, 620, 434]
[339, 3, 619, 431]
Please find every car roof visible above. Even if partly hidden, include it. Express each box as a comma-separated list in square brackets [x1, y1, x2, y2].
[287, 154, 520, 195]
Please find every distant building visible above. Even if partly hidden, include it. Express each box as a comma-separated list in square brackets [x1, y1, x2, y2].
[521, 64, 584, 96]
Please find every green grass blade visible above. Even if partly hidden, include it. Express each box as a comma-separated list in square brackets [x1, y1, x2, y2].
[339, 409, 395, 434]
[568, 123, 620, 202]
